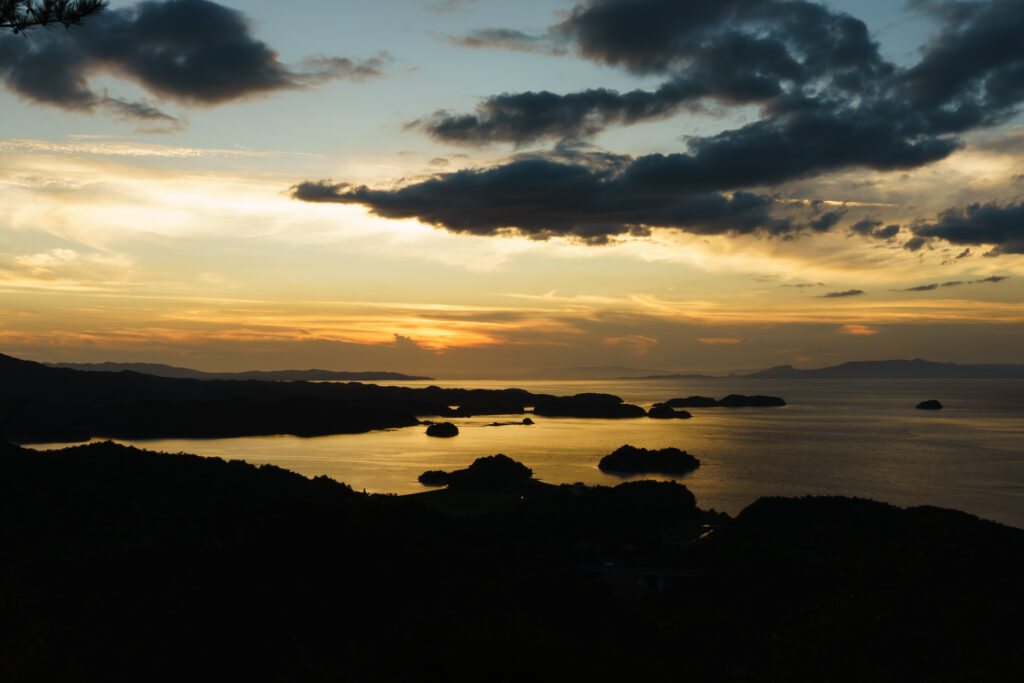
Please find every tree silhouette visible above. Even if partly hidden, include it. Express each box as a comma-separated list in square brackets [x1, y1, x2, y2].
[0, 0, 107, 33]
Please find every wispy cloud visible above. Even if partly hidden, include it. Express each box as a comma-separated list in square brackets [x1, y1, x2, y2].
[0, 138, 322, 159]
[901, 276, 1010, 291]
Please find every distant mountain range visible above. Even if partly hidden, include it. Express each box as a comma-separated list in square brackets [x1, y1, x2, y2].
[45, 361, 432, 382]
[742, 359, 1024, 379]
[31, 357, 1024, 383]
[614, 359, 1024, 380]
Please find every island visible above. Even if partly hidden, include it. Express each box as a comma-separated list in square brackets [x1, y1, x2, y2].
[598, 444, 701, 474]
[486, 417, 534, 426]
[647, 403, 693, 419]
[417, 453, 533, 490]
[916, 399, 944, 410]
[425, 422, 459, 437]
[664, 395, 718, 407]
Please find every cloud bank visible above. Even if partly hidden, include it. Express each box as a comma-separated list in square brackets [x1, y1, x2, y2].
[294, 0, 1024, 254]
[0, 0, 387, 127]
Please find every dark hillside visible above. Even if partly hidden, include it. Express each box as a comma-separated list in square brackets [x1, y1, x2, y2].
[0, 352, 643, 441]
[2, 441, 1021, 682]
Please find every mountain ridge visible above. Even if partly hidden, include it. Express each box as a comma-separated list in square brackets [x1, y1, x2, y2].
[744, 358, 1024, 379]
[44, 361, 432, 382]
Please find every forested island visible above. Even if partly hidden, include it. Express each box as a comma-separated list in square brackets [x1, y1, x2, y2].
[2, 439, 1021, 681]
[598, 444, 701, 474]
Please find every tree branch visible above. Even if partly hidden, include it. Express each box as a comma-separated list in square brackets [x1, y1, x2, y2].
[0, 0, 108, 33]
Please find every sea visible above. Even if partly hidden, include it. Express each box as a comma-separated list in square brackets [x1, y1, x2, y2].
[35, 378, 1024, 528]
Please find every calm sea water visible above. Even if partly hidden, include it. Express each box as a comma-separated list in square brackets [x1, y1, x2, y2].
[37, 378, 1024, 528]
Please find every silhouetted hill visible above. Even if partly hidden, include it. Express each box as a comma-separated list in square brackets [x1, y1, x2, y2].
[0, 352, 644, 442]
[3, 440, 1021, 681]
[46, 360, 432, 381]
[745, 358, 1024, 379]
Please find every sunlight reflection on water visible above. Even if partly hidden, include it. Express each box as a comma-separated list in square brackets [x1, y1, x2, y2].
[35, 378, 1024, 528]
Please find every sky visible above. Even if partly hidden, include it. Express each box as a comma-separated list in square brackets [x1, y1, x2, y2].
[0, 0, 1022, 376]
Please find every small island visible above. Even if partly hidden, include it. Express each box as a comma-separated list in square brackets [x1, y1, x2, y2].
[486, 417, 535, 426]
[598, 444, 700, 474]
[647, 403, 693, 419]
[418, 453, 533, 490]
[425, 422, 459, 437]
[916, 399, 944, 410]
[664, 395, 718, 408]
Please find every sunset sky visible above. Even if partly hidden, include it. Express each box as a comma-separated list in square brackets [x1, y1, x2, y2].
[1, 0, 1022, 376]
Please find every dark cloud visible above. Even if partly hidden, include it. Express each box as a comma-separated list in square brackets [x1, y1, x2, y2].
[900, 0, 1024, 130]
[912, 200, 1024, 254]
[412, 0, 1023, 203]
[781, 282, 825, 288]
[0, 0, 386, 124]
[851, 218, 901, 240]
[956, 248, 972, 259]
[904, 236, 928, 251]
[905, 283, 939, 291]
[428, 0, 894, 147]
[850, 218, 882, 235]
[940, 280, 965, 287]
[808, 209, 845, 232]
[291, 153, 803, 243]
[819, 289, 865, 298]
[875, 224, 901, 239]
[976, 275, 1009, 283]
[413, 85, 695, 146]
[298, 0, 1024, 249]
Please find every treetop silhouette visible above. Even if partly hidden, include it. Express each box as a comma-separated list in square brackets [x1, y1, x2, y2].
[1, 0, 106, 33]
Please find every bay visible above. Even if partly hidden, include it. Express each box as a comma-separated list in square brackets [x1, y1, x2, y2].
[35, 378, 1024, 528]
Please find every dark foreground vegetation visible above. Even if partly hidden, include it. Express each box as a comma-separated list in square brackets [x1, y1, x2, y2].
[0, 353, 645, 442]
[3, 440, 1022, 682]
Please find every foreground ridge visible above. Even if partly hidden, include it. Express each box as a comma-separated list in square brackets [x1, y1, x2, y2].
[2, 440, 1021, 682]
